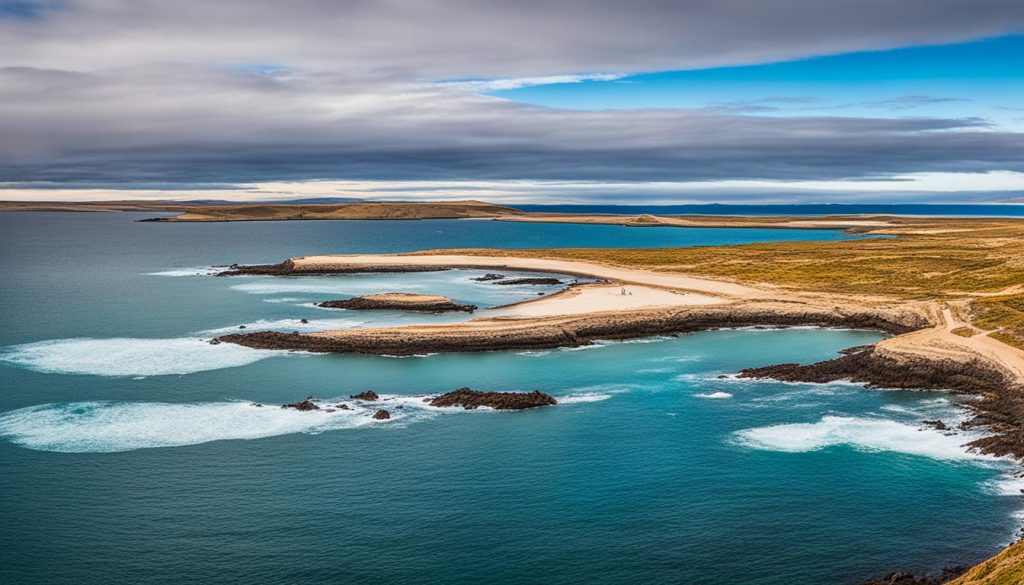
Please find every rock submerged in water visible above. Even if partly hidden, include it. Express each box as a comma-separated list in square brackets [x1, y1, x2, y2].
[922, 419, 949, 431]
[350, 391, 379, 401]
[372, 409, 391, 420]
[282, 396, 319, 411]
[318, 293, 476, 313]
[472, 273, 505, 281]
[428, 388, 557, 410]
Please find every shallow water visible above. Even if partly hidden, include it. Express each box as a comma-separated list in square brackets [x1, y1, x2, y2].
[1, 212, 1021, 585]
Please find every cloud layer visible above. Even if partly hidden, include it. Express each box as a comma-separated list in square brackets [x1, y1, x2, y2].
[1, 1, 1023, 195]
[4, 1, 1024, 76]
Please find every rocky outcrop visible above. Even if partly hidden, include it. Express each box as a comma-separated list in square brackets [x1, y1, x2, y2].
[738, 346, 1005, 393]
[216, 259, 448, 276]
[428, 388, 557, 410]
[858, 565, 967, 585]
[739, 345, 1024, 459]
[318, 293, 476, 313]
[282, 396, 319, 411]
[493, 277, 563, 285]
[218, 304, 925, 356]
[372, 409, 391, 420]
[472, 273, 505, 281]
[350, 391, 379, 400]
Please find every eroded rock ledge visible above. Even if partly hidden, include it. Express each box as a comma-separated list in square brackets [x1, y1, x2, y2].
[318, 293, 476, 313]
[217, 304, 925, 355]
[216, 259, 448, 276]
[739, 345, 1024, 459]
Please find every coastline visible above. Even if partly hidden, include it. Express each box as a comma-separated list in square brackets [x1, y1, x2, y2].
[214, 250, 1024, 582]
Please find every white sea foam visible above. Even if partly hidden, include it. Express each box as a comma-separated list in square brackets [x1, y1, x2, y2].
[0, 391, 595, 453]
[695, 392, 733, 399]
[734, 415, 984, 461]
[986, 475, 1024, 496]
[0, 400, 394, 453]
[557, 392, 613, 404]
[262, 297, 306, 304]
[0, 337, 287, 377]
[197, 317, 367, 335]
[147, 267, 218, 276]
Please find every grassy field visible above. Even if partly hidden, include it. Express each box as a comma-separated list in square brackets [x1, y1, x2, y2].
[972, 294, 1024, 350]
[444, 218, 1024, 298]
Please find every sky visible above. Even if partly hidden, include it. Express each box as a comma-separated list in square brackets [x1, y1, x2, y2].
[1, 0, 1024, 204]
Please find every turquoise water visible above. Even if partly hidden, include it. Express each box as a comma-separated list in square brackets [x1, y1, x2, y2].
[0, 212, 1021, 584]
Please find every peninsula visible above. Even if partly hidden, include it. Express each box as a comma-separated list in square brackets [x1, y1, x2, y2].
[214, 212, 1024, 582]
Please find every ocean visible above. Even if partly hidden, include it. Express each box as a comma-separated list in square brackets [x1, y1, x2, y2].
[0, 212, 1020, 584]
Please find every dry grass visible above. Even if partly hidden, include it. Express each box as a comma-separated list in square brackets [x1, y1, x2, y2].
[438, 218, 1024, 299]
[972, 294, 1024, 349]
[947, 540, 1024, 585]
[952, 327, 978, 338]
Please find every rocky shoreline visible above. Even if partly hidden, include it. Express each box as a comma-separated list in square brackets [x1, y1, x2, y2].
[317, 293, 476, 313]
[215, 259, 450, 276]
[217, 303, 925, 355]
[740, 345, 1024, 460]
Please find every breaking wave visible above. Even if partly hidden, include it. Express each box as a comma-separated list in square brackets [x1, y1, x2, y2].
[733, 415, 984, 461]
[695, 392, 733, 399]
[0, 391, 596, 453]
[0, 337, 288, 377]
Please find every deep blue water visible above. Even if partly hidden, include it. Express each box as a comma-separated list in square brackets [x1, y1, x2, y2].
[0, 212, 1021, 585]
[518, 203, 1024, 217]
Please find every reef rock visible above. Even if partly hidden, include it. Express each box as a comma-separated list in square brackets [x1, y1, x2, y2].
[350, 391, 380, 401]
[318, 293, 476, 313]
[282, 397, 319, 411]
[472, 273, 505, 281]
[372, 409, 391, 420]
[428, 388, 557, 410]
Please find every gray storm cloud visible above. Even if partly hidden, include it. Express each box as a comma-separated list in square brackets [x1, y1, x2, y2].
[1, 1, 1023, 190]
[3, 0, 1024, 76]
[1, 66, 1021, 185]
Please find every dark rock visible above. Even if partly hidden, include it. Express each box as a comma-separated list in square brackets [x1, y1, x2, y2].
[335, 404, 350, 410]
[429, 388, 557, 410]
[738, 346, 1024, 458]
[216, 258, 448, 276]
[250, 403, 263, 407]
[923, 419, 949, 431]
[209, 338, 221, 345]
[217, 308, 922, 357]
[318, 294, 476, 313]
[300, 319, 309, 324]
[493, 277, 564, 286]
[282, 396, 319, 411]
[472, 273, 506, 281]
[858, 565, 968, 585]
[372, 409, 390, 420]
[350, 391, 379, 401]
[238, 325, 246, 329]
